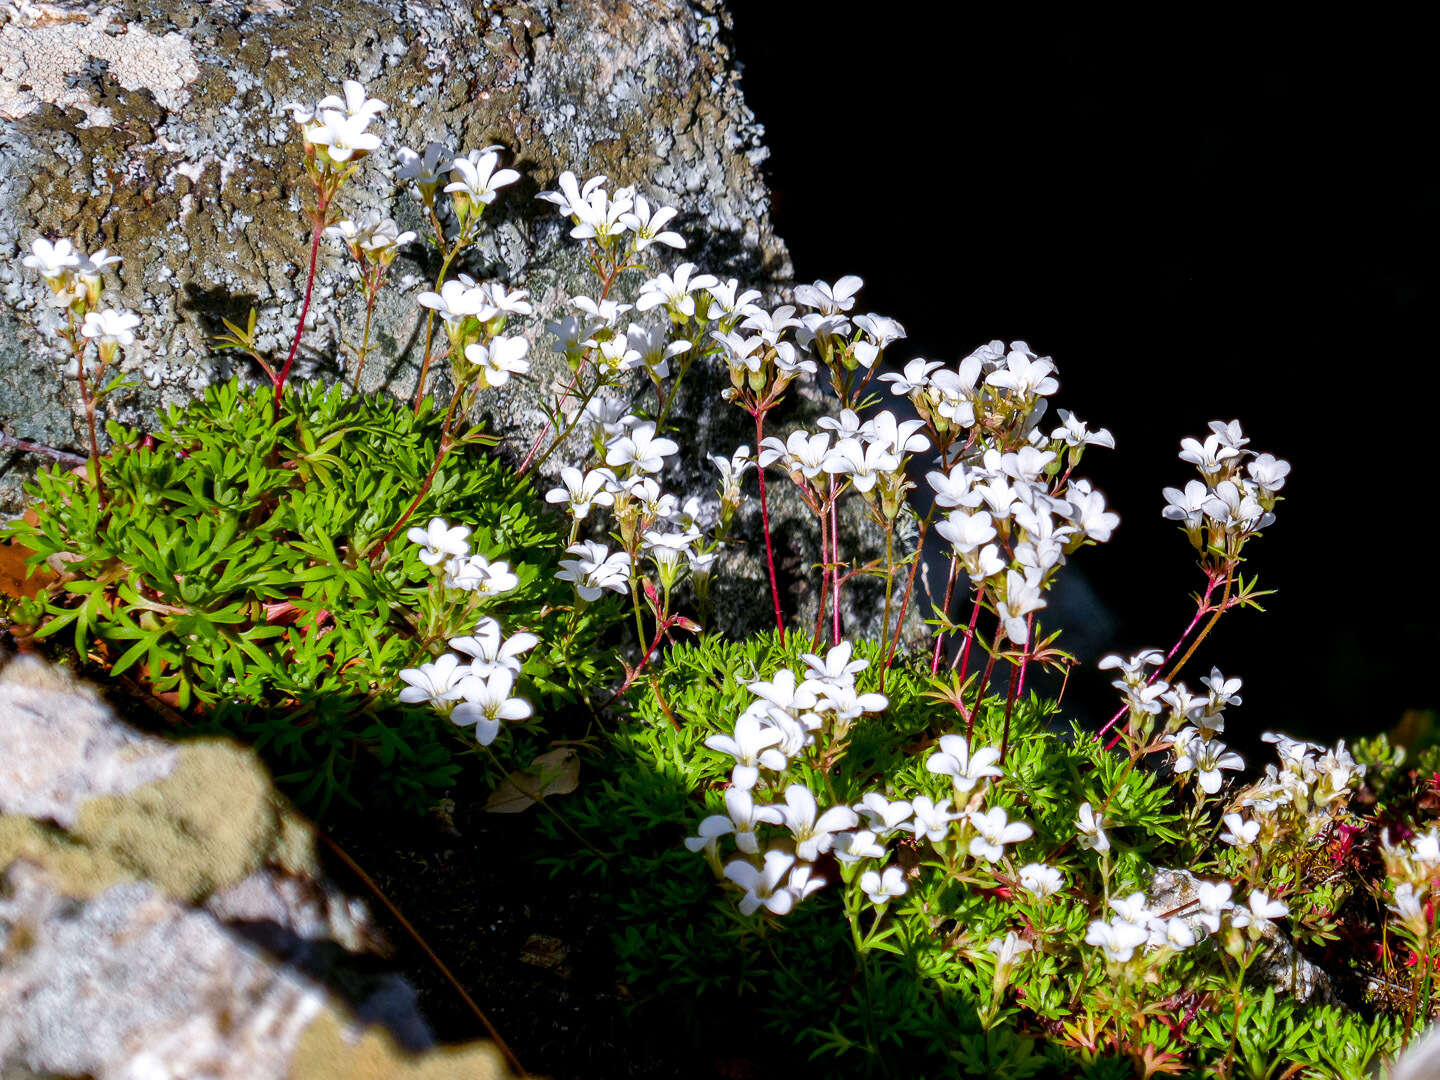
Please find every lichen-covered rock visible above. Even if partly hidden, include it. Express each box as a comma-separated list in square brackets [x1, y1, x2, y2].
[0, 650, 515, 1078]
[0, 0, 790, 508]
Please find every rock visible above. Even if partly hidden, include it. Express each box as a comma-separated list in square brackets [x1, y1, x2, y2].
[1149, 866, 1333, 1004]
[0, 0, 929, 645]
[0, 649, 516, 1078]
[0, 0, 790, 507]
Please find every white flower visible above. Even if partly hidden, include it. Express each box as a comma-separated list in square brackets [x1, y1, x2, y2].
[544, 467, 617, 521]
[987, 931, 1032, 977]
[418, 278, 492, 325]
[996, 569, 1047, 645]
[619, 194, 685, 251]
[1075, 802, 1110, 853]
[852, 314, 906, 368]
[23, 236, 82, 280]
[854, 793, 913, 836]
[408, 517, 470, 565]
[860, 865, 908, 906]
[1086, 917, 1149, 963]
[794, 275, 863, 314]
[833, 829, 886, 863]
[396, 141, 451, 202]
[925, 734, 1004, 794]
[449, 617, 539, 679]
[606, 421, 679, 474]
[1219, 812, 1260, 847]
[452, 668, 532, 745]
[537, 171, 608, 219]
[1178, 432, 1241, 476]
[303, 102, 383, 162]
[444, 147, 521, 207]
[397, 653, 467, 708]
[463, 335, 530, 388]
[879, 356, 944, 397]
[759, 430, 832, 480]
[1195, 881, 1233, 933]
[1246, 453, 1291, 495]
[1174, 737, 1245, 794]
[985, 344, 1059, 398]
[635, 263, 720, 317]
[80, 308, 141, 349]
[724, 850, 799, 916]
[442, 553, 518, 594]
[1110, 892, 1150, 924]
[1231, 889, 1288, 931]
[556, 541, 631, 601]
[1018, 862, 1064, 898]
[707, 278, 763, 317]
[705, 714, 789, 789]
[801, 641, 869, 686]
[967, 807, 1033, 864]
[1051, 409, 1115, 449]
[1390, 883, 1428, 929]
[934, 509, 997, 557]
[907, 796, 960, 843]
[1162, 479, 1211, 530]
[686, 787, 780, 856]
[866, 411, 930, 457]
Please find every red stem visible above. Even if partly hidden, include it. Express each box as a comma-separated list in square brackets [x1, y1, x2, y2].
[1095, 568, 1224, 739]
[830, 482, 842, 645]
[754, 410, 785, 643]
[930, 555, 961, 675]
[277, 211, 325, 407]
[967, 622, 1005, 743]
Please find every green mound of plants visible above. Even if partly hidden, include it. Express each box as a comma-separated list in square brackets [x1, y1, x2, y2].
[5, 377, 601, 813]
[554, 632, 1409, 1078]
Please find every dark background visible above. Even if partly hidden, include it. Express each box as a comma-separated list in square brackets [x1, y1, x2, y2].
[725, 10, 1436, 741]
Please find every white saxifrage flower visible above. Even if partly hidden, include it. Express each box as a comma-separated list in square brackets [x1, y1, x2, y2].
[925, 734, 1004, 794]
[445, 147, 521, 208]
[451, 668, 532, 746]
[724, 850, 799, 916]
[968, 807, 1034, 864]
[545, 467, 618, 521]
[704, 710, 787, 790]
[448, 617, 539, 679]
[556, 541, 631, 601]
[860, 866, 908, 906]
[772, 784, 859, 862]
[1086, 917, 1149, 963]
[1018, 863, 1064, 898]
[463, 335, 530, 389]
[409, 517, 471, 565]
[397, 653, 467, 708]
[1075, 802, 1110, 853]
[606, 422, 679, 474]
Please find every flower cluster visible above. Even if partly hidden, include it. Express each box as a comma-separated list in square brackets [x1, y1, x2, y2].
[408, 517, 520, 596]
[283, 79, 386, 167]
[1084, 882, 1288, 965]
[399, 517, 534, 746]
[1163, 419, 1289, 555]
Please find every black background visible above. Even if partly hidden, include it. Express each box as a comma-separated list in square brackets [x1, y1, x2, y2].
[725, 9, 1437, 741]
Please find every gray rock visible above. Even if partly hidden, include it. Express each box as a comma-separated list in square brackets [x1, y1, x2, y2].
[0, 650, 513, 1078]
[0, 0, 790, 508]
[1149, 866, 1333, 1004]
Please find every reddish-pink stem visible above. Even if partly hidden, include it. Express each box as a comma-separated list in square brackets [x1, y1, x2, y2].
[1096, 569, 1224, 739]
[966, 622, 1005, 743]
[1000, 640, 1024, 766]
[952, 594, 984, 684]
[930, 555, 961, 675]
[830, 481, 842, 645]
[1015, 612, 1035, 700]
[276, 211, 325, 407]
[754, 410, 784, 643]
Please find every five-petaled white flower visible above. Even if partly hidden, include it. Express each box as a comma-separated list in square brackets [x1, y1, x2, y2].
[724, 850, 799, 916]
[80, 308, 141, 349]
[1231, 889, 1289, 932]
[445, 147, 521, 208]
[860, 865, 908, 906]
[606, 421, 680, 474]
[409, 517, 471, 565]
[771, 784, 859, 861]
[1019, 862, 1064, 898]
[1086, 917, 1149, 963]
[704, 709, 787, 790]
[1075, 802, 1110, 853]
[449, 617, 539, 679]
[968, 806, 1033, 863]
[556, 541, 631, 601]
[926, 734, 1004, 794]
[1219, 812, 1260, 847]
[451, 668, 532, 745]
[545, 467, 617, 521]
[397, 653, 467, 708]
[463, 335, 530, 389]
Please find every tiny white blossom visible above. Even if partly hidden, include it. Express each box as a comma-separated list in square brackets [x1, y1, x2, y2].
[860, 865, 908, 906]
[452, 668, 532, 745]
[408, 517, 470, 565]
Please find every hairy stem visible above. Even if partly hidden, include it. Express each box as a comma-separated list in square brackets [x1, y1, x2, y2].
[754, 410, 785, 642]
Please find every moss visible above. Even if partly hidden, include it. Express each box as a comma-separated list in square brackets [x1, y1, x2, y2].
[0, 815, 132, 897]
[70, 740, 283, 901]
[291, 1008, 513, 1080]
